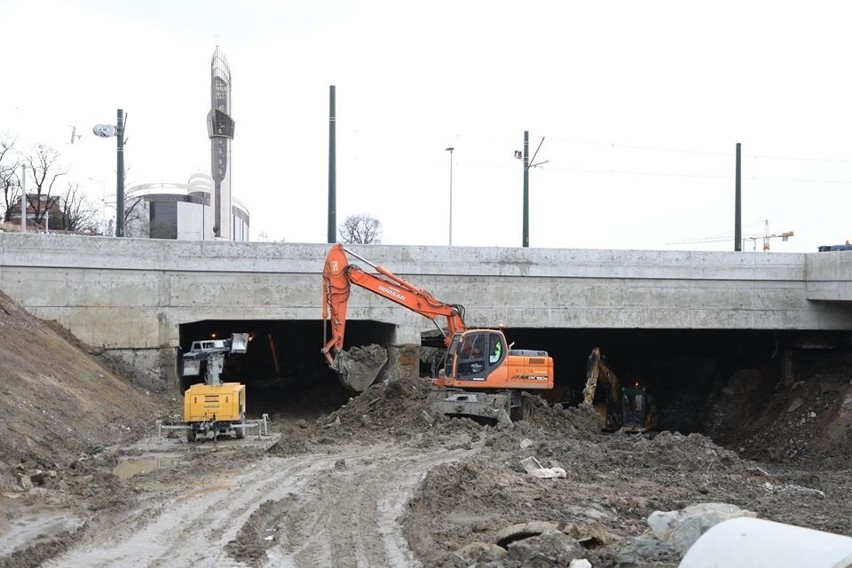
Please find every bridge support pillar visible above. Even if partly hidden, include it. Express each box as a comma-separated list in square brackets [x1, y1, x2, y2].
[384, 344, 421, 381]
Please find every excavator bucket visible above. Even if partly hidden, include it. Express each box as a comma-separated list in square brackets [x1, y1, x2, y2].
[332, 344, 388, 392]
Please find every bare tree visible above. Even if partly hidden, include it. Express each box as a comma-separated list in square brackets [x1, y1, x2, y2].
[23, 144, 67, 226]
[0, 136, 21, 222]
[58, 182, 99, 234]
[123, 194, 149, 237]
[339, 213, 382, 244]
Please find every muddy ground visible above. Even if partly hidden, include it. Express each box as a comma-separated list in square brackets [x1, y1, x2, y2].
[0, 290, 850, 567]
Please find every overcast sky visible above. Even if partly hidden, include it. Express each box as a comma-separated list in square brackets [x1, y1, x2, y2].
[2, 0, 851, 252]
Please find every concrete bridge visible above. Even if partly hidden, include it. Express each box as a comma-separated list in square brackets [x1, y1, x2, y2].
[2, 233, 852, 392]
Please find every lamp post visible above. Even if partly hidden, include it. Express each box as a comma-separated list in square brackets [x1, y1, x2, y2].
[93, 108, 126, 237]
[445, 147, 454, 246]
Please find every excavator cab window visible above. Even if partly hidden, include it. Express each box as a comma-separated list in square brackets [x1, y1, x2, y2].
[455, 332, 488, 379]
[488, 333, 504, 365]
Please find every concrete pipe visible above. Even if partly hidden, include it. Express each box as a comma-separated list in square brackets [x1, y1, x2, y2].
[679, 517, 852, 568]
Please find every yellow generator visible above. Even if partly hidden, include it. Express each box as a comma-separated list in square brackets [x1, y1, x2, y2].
[183, 382, 247, 442]
[181, 333, 250, 442]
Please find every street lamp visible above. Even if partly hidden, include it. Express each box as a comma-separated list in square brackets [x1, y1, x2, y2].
[93, 108, 127, 237]
[445, 147, 454, 246]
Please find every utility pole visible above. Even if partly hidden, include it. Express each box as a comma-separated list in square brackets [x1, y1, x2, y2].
[522, 131, 529, 247]
[328, 85, 337, 243]
[516, 131, 547, 248]
[20, 165, 26, 233]
[116, 109, 125, 237]
[446, 147, 454, 246]
[734, 142, 741, 252]
[93, 109, 127, 237]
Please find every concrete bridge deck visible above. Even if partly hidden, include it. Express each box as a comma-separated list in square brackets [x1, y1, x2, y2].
[2, 233, 851, 388]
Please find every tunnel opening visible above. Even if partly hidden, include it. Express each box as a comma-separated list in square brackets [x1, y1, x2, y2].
[178, 320, 851, 456]
[178, 319, 395, 421]
[492, 327, 852, 442]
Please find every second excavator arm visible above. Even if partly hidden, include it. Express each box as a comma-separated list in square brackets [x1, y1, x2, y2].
[321, 243, 467, 369]
[582, 347, 620, 407]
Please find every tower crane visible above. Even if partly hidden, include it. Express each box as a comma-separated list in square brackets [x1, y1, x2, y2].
[667, 220, 794, 251]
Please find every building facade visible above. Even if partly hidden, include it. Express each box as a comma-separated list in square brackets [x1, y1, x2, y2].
[120, 46, 248, 242]
[125, 174, 249, 241]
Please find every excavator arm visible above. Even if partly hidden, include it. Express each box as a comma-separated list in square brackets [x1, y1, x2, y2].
[321, 244, 466, 387]
[582, 347, 622, 430]
[582, 347, 656, 432]
[582, 347, 619, 406]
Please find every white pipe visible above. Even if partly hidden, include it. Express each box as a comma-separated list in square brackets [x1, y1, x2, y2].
[679, 517, 852, 568]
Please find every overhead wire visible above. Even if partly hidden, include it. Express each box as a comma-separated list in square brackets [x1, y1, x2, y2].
[446, 138, 852, 185]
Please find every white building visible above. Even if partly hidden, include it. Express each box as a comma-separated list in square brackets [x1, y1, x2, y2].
[125, 174, 249, 241]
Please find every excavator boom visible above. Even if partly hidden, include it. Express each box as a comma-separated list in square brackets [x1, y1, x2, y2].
[322, 244, 466, 364]
[322, 244, 466, 391]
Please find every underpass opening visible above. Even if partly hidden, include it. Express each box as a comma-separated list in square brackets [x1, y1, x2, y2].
[424, 327, 852, 454]
[178, 319, 395, 421]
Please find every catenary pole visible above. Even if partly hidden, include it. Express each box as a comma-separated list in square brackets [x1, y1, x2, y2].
[734, 142, 741, 251]
[328, 86, 336, 243]
[116, 109, 125, 237]
[522, 131, 529, 248]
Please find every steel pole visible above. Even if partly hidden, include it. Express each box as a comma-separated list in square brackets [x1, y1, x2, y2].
[734, 142, 741, 252]
[523, 131, 530, 248]
[328, 86, 336, 243]
[20, 165, 26, 233]
[116, 108, 125, 237]
[446, 147, 454, 246]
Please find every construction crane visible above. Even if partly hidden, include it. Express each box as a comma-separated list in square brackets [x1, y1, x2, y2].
[667, 220, 794, 251]
[747, 220, 794, 251]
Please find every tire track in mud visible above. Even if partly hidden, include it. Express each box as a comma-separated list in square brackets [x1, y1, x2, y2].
[250, 442, 477, 568]
[43, 441, 477, 568]
[43, 452, 331, 568]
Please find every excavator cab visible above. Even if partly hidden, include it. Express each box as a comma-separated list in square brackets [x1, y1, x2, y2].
[441, 330, 505, 380]
[436, 329, 551, 391]
[620, 384, 657, 433]
[433, 329, 551, 423]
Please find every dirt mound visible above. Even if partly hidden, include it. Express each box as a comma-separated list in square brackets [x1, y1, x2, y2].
[263, 371, 851, 565]
[268, 374, 427, 448]
[324, 363, 851, 566]
[404, 410, 852, 567]
[699, 351, 852, 466]
[0, 291, 171, 488]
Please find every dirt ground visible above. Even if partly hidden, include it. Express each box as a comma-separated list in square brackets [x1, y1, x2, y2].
[1, 290, 850, 568]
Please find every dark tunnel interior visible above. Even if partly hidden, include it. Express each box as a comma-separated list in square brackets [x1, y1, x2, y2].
[178, 319, 852, 434]
[178, 320, 396, 419]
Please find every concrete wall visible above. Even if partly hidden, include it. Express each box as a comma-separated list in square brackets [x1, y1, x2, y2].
[3, 233, 852, 389]
[805, 250, 852, 301]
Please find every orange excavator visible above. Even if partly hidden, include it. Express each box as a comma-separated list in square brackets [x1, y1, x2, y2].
[321, 244, 554, 423]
